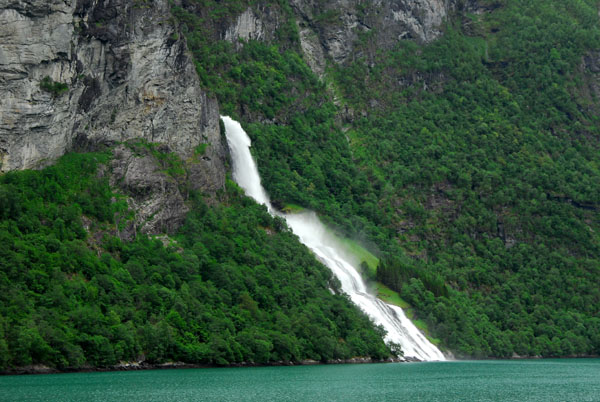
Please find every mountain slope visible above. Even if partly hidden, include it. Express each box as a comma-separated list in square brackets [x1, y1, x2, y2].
[1, 0, 599, 367]
[334, 0, 600, 357]
[0, 150, 390, 369]
[174, 0, 600, 357]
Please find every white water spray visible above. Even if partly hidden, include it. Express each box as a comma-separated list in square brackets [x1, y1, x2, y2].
[222, 116, 445, 361]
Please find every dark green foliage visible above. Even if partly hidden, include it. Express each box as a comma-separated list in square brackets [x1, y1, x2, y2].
[333, 0, 600, 357]
[40, 76, 69, 96]
[376, 258, 448, 299]
[173, 0, 600, 358]
[0, 153, 390, 369]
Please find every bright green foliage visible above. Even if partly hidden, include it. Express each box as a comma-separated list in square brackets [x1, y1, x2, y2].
[0, 153, 390, 369]
[194, 143, 208, 155]
[137, 141, 187, 178]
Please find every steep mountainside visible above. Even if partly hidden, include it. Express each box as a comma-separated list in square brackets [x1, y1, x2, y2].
[174, 0, 600, 358]
[0, 152, 390, 369]
[0, 0, 398, 371]
[1, 0, 599, 369]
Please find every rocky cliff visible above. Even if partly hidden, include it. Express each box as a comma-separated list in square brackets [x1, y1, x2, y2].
[222, 0, 478, 76]
[0, 0, 474, 176]
[0, 0, 226, 197]
[0, 0, 474, 234]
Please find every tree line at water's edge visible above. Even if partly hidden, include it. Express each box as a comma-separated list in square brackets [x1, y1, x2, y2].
[0, 153, 391, 369]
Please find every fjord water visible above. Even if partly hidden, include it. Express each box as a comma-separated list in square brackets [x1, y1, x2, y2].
[2, 360, 599, 401]
[222, 116, 444, 361]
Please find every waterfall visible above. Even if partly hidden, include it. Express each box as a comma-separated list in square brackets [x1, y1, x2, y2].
[222, 116, 445, 361]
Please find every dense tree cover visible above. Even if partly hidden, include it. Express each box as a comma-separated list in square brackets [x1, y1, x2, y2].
[174, 0, 600, 358]
[2, 0, 598, 368]
[337, 0, 600, 357]
[0, 153, 390, 369]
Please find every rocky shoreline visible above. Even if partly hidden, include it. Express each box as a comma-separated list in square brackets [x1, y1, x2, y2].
[4, 354, 600, 376]
[1, 357, 412, 376]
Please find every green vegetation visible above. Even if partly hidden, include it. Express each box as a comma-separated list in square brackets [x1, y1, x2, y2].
[338, 237, 379, 279]
[336, 0, 600, 358]
[40, 76, 69, 96]
[194, 143, 208, 156]
[129, 141, 187, 178]
[0, 152, 390, 369]
[174, 0, 600, 358]
[375, 283, 409, 309]
[281, 204, 305, 213]
[2, 0, 599, 370]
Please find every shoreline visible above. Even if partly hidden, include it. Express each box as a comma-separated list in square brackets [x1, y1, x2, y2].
[0, 356, 408, 376]
[2, 355, 599, 376]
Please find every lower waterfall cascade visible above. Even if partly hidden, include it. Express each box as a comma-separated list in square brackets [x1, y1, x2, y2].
[222, 116, 446, 361]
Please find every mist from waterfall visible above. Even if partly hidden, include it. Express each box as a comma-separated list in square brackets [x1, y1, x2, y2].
[222, 116, 445, 361]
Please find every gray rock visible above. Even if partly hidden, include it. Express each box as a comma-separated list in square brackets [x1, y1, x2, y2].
[218, 1, 469, 76]
[298, 23, 326, 77]
[221, 4, 285, 47]
[289, 0, 478, 72]
[225, 8, 264, 42]
[0, 0, 225, 196]
[110, 144, 188, 237]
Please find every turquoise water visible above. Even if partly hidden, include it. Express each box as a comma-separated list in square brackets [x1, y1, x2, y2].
[1, 360, 598, 401]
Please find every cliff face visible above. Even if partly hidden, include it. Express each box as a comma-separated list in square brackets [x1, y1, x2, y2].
[0, 0, 471, 177]
[293, 0, 451, 65]
[0, 0, 474, 236]
[222, 0, 478, 76]
[0, 0, 225, 195]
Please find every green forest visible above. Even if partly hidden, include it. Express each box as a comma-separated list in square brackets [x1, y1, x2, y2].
[0, 153, 389, 369]
[174, 0, 600, 358]
[1, 0, 600, 369]
[339, 0, 600, 357]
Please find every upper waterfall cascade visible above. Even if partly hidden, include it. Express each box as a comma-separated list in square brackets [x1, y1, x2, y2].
[222, 116, 445, 361]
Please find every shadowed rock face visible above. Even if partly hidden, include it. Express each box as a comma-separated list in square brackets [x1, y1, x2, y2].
[293, 0, 478, 66]
[0, 0, 225, 195]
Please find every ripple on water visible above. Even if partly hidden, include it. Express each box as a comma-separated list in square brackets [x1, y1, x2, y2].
[0, 360, 599, 402]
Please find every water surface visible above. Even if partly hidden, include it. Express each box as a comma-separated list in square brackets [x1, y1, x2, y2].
[1, 360, 598, 401]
